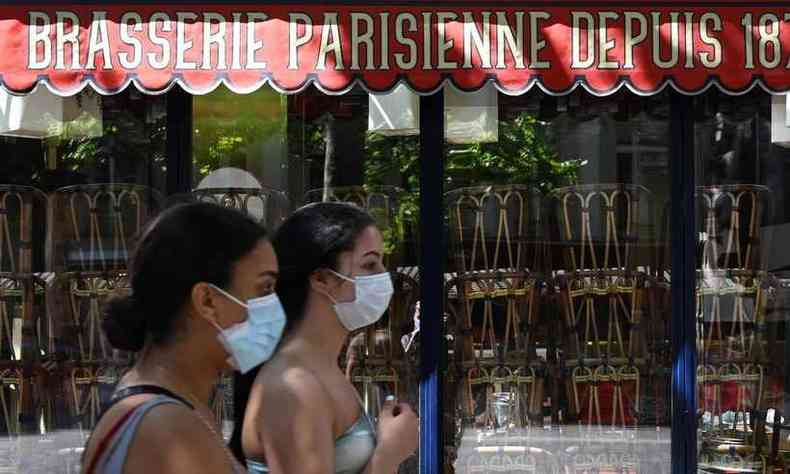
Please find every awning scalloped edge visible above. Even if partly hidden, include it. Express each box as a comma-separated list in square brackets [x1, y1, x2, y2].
[2, 74, 788, 98]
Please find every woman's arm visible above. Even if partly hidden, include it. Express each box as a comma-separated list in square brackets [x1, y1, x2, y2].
[362, 399, 419, 474]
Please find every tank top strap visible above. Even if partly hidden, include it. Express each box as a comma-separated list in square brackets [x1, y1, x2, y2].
[92, 395, 189, 474]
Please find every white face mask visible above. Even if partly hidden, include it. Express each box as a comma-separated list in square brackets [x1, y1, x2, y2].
[326, 270, 394, 331]
[207, 285, 287, 373]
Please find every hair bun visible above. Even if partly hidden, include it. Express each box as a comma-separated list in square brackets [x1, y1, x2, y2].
[102, 293, 147, 352]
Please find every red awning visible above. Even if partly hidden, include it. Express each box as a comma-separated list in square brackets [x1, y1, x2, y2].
[2, 4, 790, 96]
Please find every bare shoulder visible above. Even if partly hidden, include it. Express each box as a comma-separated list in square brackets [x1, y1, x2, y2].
[126, 402, 234, 472]
[257, 359, 332, 414]
[248, 357, 336, 473]
[132, 402, 211, 449]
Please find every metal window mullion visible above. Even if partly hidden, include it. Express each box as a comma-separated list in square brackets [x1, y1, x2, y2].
[166, 87, 193, 195]
[670, 92, 697, 474]
[418, 92, 444, 474]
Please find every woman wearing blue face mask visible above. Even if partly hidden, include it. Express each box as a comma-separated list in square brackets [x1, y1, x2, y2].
[81, 202, 286, 474]
[230, 202, 418, 474]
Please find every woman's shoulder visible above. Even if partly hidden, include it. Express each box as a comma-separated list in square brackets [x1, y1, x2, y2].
[129, 396, 209, 446]
[85, 395, 226, 473]
[258, 358, 329, 404]
[127, 403, 238, 472]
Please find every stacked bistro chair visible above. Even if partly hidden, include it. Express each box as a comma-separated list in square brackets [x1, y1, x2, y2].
[304, 186, 419, 420]
[696, 184, 772, 471]
[0, 185, 48, 468]
[445, 185, 547, 436]
[49, 184, 163, 434]
[553, 184, 655, 430]
[187, 186, 290, 229]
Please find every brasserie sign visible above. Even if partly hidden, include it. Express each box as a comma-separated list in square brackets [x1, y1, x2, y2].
[2, 6, 789, 95]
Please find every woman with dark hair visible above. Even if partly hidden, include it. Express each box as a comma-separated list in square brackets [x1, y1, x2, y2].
[230, 202, 418, 474]
[81, 202, 285, 474]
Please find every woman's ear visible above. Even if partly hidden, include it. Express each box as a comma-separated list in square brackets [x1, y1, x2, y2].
[190, 282, 219, 324]
[309, 268, 333, 297]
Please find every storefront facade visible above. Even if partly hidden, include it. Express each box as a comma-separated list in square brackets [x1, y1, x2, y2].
[2, 2, 790, 472]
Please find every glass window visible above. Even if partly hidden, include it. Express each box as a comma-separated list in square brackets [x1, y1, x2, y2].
[695, 90, 790, 473]
[444, 89, 673, 473]
[0, 87, 167, 471]
[192, 87, 288, 191]
[2, 83, 422, 472]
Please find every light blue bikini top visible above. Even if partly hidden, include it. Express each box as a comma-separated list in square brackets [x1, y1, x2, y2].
[247, 397, 376, 474]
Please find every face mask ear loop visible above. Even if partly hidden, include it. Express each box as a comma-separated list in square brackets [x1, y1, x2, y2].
[315, 269, 351, 305]
[200, 312, 225, 334]
[203, 284, 246, 334]
[315, 286, 340, 306]
[199, 311, 240, 369]
[328, 269, 356, 284]
[208, 283, 248, 309]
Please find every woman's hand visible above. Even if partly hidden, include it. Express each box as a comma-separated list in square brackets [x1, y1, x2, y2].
[369, 398, 418, 472]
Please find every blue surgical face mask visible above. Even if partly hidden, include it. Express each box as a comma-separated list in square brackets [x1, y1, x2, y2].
[325, 270, 393, 332]
[208, 285, 286, 374]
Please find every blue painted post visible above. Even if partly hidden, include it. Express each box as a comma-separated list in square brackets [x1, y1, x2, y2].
[419, 92, 445, 474]
[670, 93, 697, 474]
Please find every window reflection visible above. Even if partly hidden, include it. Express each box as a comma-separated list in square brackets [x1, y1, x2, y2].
[446, 91, 673, 474]
[0, 88, 168, 472]
[0, 85, 422, 473]
[695, 91, 790, 474]
[6, 82, 790, 474]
